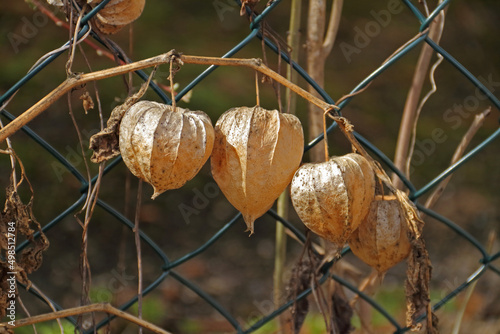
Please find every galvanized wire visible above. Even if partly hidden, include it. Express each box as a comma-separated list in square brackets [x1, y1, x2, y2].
[1, 0, 499, 333]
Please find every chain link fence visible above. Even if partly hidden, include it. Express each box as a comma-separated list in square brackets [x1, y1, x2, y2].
[1, 0, 499, 333]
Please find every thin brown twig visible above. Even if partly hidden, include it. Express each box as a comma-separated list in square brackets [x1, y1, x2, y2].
[128, 24, 135, 94]
[404, 5, 446, 182]
[169, 60, 176, 110]
[405, 52, 444, 179]
[66, 4, 87, 75]
[28, 284, 65, 332]
[33, 0, 118, 62]
[16, 296, 38, 334]
[68, 93, 95, 330]
[255, 71, 260, 106]
[393, 6, 447, 189]
[0, 303, 172, 334]
[262, 26, 284, 113]
[309, 275, 331, 333]
[306, 0, 344, 162]
[134, 180, 144, 334]
[0, 119, 17, 191]
[322, 0, 344, 56]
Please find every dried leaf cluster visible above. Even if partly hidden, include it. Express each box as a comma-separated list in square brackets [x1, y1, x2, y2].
[0, 155, 49, 319]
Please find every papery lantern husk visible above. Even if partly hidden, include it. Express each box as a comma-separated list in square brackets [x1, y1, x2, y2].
[91, 0, 146, 35]
[211, 106, 304, 233]
[348, 195, 411, 273]
[290, 153, 375, 247]
[119, 101, 214, 199]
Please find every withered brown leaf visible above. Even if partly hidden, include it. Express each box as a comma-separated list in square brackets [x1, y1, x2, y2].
[396, 190, 437, 333]
[286, 259, 314, 334]
[80, 89, 94, 114]
[89, 69, 156, 163]
[0, 162, 48, 318]
[331, 287, 354, 334]
[240, 0, 260, 16]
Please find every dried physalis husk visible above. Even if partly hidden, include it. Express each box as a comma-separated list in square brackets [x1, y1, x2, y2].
[290, 153, 375, 247]
[46, 0, 63, 5]
[119, 101, 214, 199]
[211, 106, 304, 233]
[348, 195, 411, 273]
[91, 0, 146, 35]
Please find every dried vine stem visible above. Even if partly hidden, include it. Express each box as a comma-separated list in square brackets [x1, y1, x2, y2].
[0, 50, 337, 143]
[325, 112, 435, 332]
[0, 303, 171, 334]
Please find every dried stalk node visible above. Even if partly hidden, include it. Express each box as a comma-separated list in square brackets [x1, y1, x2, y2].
[290, 153, 375, 247]
[119, 101, 214, 199]
[211, 106, 304, 233]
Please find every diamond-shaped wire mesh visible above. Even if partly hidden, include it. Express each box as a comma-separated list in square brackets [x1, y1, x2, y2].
[1, 0, 499, 333]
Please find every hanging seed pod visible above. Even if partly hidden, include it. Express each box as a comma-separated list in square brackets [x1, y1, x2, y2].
[348, 195, 411, 273]
[290, 153, 375, 247]
[91, 0, 146, 35]
[211, 106, 304, 233]
[119, 101, 214, 199]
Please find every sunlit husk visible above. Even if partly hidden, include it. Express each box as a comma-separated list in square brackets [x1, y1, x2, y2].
[290, 153, 375, 246]
[92, 0, 146, 34]
[211, 106, 304, 233]
[348, 195, 411, 272]
[119, 101, 214, 199]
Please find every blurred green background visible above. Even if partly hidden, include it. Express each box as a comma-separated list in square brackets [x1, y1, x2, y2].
[1, 0, 499, 333]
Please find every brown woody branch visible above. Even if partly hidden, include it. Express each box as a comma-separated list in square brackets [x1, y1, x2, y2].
[0, 50, 337, 143]
[0, 303, 171, 334]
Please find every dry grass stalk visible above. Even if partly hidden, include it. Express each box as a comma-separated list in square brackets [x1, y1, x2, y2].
[393, 4, 447, 189]
[306, 0, 343, 162]
[0, 303, 171, 334]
